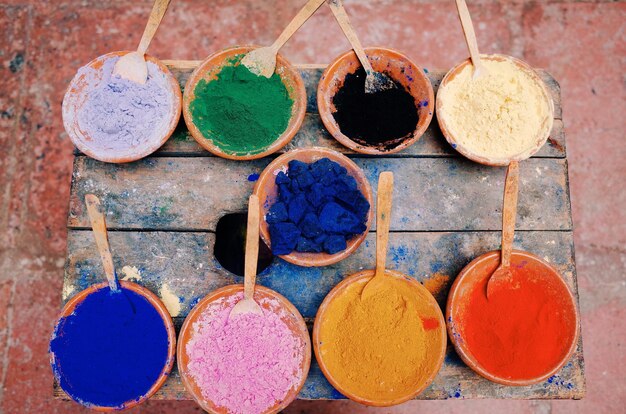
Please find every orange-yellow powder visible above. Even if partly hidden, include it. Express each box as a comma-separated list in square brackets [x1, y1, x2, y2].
[316, 272, 445, 403]
[423, 272, 451, 301]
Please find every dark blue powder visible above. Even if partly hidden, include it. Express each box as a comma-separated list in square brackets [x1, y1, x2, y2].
[267, 158, 370, 255]
[50, 286, 170, 408]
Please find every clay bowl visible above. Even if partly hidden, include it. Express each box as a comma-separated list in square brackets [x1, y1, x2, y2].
[313, 269, 447, 406]
[317, 47, 434, 155]
[177, 284, 311, 414]
[436, 54, 554, 166]
[62, 51, 182, 163]
[182, 45, 306, 160]
[446, 250, 580, 386]
[50, 281, 177, 411]
[254, 147, 373, 267]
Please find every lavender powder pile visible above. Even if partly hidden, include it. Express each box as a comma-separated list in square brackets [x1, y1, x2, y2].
[64, 55, 175, 156]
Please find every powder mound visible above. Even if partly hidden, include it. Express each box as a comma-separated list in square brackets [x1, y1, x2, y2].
[438, 58, 552, 159]
[186, 294, 305, 414]
[71, 56, 174, 153]
[267, 158, 370, 255]
[332, 68, 419, 150]
[317, 276, 444, 401]
[49, 287, 170, 408]
[190, 55, 294, 155]
[460, 263, 577, 380]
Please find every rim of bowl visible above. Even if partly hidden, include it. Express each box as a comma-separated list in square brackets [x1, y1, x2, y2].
[312, 269, 447, 406]
[49, 281, 177, 411]
[253, 147, 374, 267]
[177, 284, 311, 414]
[436, 54, 555, 167]
[446, 249, 580, 386]
[62, 51, 182, 164]
[182, 45, 307, 161]
[317, 47, 434, 155]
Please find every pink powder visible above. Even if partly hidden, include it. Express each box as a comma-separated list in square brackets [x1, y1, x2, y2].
[186, 294, 305, 414]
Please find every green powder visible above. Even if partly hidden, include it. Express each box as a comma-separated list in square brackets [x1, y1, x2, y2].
[190, 55, 294, 155]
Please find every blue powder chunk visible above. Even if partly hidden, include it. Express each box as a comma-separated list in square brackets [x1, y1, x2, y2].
[266, 202, 288, 223]
[296, 237, 323, 253]
[300, 212, 323, 238]
[319, 202, 364, 235]
[269, 222, 301, 255]
[278, 183, 293, 203]
[49, 287, 169, 408]
[314, 234, 328, 245]
[289, 178, 301, 194]
[296, 170, 315, 190]
[288, 160, 308, 177]
[288, 193, 308, 224]
[307, 183, 327, 208]
[275, 171, 290, 185]
[324, 235, 347, 254]
[310, 158, 334, 179]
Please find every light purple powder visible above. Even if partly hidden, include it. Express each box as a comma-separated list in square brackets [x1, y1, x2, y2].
[63, 54, 177, 159]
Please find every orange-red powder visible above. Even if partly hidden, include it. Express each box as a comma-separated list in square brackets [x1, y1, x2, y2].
[461, 264, 577, 380]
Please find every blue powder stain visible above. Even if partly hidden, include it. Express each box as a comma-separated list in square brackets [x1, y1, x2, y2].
[454, 391, 462, 398]
[247, 173, 259, 182]
[452, 143, 457, 148]
[50, 287, 169, 408]
[423, 68, 429, 73]
[330, 388, 348, 399]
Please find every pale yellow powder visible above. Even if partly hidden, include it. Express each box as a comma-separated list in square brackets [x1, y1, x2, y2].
[159, 283, 182, 317]
[438, 56, 553, 161]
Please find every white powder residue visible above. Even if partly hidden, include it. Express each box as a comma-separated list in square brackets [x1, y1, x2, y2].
[120, 265, 142, 281]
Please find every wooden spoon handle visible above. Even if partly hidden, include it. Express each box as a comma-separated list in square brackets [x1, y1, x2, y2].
[501, 161, 519, 268]
[244, 195, 260, 301]
[137, 0, 172, 55]
[271, 0, 327, 52]
[84, 195, 119, 291]
[375, 172, 394, 279]
[454, 0, 483, 71]
[328, 0, 374, 74]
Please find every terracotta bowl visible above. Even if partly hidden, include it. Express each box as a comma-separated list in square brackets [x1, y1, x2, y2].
[182, 45, 306, 160]
[177, 284, 311, 414]
[62, 51, 182, 163]
[313, 269, 447, 406]
[253, 147, 373, 267]
[49, 281, 177, 411]
[436, 54, 554, 166]
[317, 47, 434, 155]
[446, 250, 580, 386]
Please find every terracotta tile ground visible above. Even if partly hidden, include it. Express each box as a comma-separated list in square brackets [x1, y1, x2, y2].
[0, 0, 624, 413]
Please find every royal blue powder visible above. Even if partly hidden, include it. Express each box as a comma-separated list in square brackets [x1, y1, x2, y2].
[50, 286, 170, 408]
[267, 158, 370, 255]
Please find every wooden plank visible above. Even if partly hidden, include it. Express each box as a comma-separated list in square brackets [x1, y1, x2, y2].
[67, 157, 572, 232]
[149, 66, 564, 158]
[58, 230, 584, 400]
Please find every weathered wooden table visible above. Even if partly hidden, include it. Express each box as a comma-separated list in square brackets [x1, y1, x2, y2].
[57, 62, 584, 401]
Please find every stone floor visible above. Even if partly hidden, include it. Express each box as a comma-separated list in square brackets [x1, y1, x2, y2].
[0, 0, 624, 412]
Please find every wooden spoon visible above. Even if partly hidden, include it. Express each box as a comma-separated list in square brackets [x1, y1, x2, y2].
[328, 0, 396, 93]
[241, 0, 327, 78]
[360, 172, 394, 301]
[455, 0, 486, 79]
[229, 194, 264, 318]
[84, 194, 119, 292]
[113, 0, 172, 84]
[486, 161, 519, 298]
